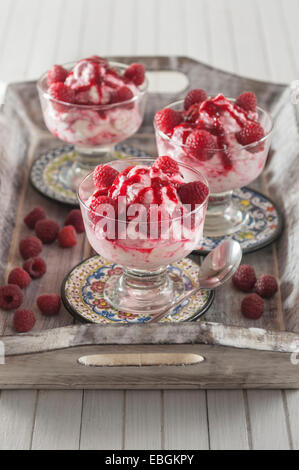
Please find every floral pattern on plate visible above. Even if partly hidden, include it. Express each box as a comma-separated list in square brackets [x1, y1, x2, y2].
[196, 187, 283, 255]
[62, 255, 214, 324]
[30, 144, 149, 206]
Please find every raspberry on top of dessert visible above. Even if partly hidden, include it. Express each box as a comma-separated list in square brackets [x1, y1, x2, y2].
[38, 57, 147, 147]
[87, 155, 209, 236]
[155, 90, 271, 194]
[47, 57, 146, 106]
[155, 90, 264, 157]
[79, 156, 209, 270]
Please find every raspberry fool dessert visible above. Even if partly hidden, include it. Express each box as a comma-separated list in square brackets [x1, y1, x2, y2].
[155, 90, 272, 236]
[38, 56, 147, 189]
[78, 156, 209, 314]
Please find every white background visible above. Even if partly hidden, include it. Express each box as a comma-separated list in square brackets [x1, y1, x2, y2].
[0, 0, 298, 450]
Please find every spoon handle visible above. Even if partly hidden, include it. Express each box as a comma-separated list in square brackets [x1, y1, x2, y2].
[147, 286, 202, 323]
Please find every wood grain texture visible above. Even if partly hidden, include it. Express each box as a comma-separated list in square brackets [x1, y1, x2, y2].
[0, 390, 37, 450]
[207, 390, 249, 450]
[0, 343, 298, 389]
[284, 390, 299, 449]
[80, 390, 124, 450]
[125, 391, 162, 449]
[163, 390, 209, 449]
[31, 390, 82, 450]
[247, 390, 290, 449]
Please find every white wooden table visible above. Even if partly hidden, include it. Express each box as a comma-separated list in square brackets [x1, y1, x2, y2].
[0, 0, 298, 450]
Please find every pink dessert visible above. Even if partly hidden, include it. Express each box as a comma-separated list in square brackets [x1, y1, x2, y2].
[79, 156, 209, 270]
[38, 57, 146, 147]
[155, 90, 272, 194]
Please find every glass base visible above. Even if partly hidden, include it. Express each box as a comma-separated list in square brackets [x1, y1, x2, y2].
[204, 190, 249, 237]
[58, 145, 116, 191]
[104, 267, 185, 314]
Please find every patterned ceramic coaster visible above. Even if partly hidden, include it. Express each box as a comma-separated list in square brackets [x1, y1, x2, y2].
[196, 187, 283, 255]
[61, 255, 214, 324]
[30, 144, 149, 206]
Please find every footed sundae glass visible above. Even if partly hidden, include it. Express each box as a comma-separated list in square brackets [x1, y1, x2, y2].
[155, 99, 273, 236]
[37, 61, 148, 190]
[78, 158, 209, 315]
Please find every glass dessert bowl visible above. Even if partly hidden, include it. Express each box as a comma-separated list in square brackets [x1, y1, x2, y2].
[78, 156, 209, 314]
[37, 56, 148, 190]
[154, 90, 273, 236]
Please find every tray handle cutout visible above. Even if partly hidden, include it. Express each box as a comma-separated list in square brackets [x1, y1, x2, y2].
[146, 70, 189, 94]
[78, 353, 204, 367]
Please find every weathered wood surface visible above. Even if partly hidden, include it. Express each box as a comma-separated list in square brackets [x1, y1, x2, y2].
[0, 343, 299, 389]
[0, 56, 298, 388]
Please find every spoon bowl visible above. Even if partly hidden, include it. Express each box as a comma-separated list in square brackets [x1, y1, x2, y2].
[148, 239, 242, 323]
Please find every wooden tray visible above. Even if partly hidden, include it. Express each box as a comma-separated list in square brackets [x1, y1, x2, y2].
[1, 56, 298, 389]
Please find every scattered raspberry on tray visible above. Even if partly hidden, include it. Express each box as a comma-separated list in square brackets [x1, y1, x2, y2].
[8, 267, 31, 289]
[23, 257, 46, 279]
[0, 284, 23, 310]
[64, 209, 85, 233]
[241, 293, 264, 319]
[35, 219, 59, 244]
[24, 206, 46, 229]
[19, 236, 43, 260]
[255, 274, 278, 298]
[13, 309, 36, 333]
[58, 225, 77, 248]
[37, 294, 61, 316]
[232, 264, 257, 292]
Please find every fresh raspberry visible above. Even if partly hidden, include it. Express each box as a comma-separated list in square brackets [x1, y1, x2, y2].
[232, 264, 257, 292]
[24, 206, 46, 229]
[236, 122, 264, 146]
[8, 268, 31, 289]
[155, 108, 182, 135]
[236, 91, 257, 112]
[124, 63, 145, 86]
[64, 209, 84, 233]
[58, 225, 77, 248]
[19, 236, 42, 260]
[48, 82, 75, 103]
[23, 257, 46, 279]
[186, 130, 216, 161]
[154, 156, 180, 177]
[35, 219, 59, 244]
[90, 195, 117, 224]
[93, 165, 119, 189]
[178, 181, 209, 209]
[255, 274, 278, 298]
[184, 89, 207, 110]
[47, 65, 68, 86]
[37, 294, 61, 316]
[113, 86, 134, 103]
[0, 284, 23, 310]
[13, 309, 36, 333]
[241, 293, 264, 320]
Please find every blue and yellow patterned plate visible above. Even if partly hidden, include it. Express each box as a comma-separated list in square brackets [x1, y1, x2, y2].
[30, 144, 149, 206]
[61, 255, 214, 324]
[196, 187, 283, 255]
